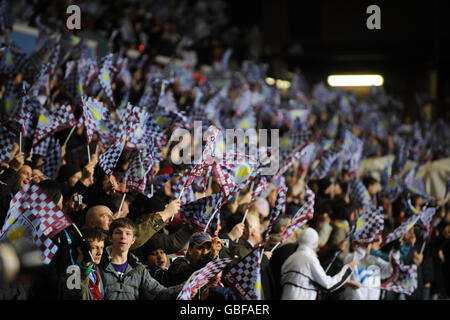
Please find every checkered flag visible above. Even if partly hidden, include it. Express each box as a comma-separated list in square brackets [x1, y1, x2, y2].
[124, 150, 154, 196]
[32, 104, 76, 146]
[272, 142, 313, 184]
[0, 122, 16, 164]
[62, 60, 84, 103]
[353, 205, 384, 244]
[341, 129, 363, 177]
[178, 193, 223, 234]
[1, 77, 17, 116]
[15, 94, 40, 138]
[171, 173, 195, 206]
[418, 207, 436, 239]
[349, 178, 372, 208]
[250, 176, 269, 204]
[280, 185, 315, 243]
[177, 257, 234, 300]
[31, 133, 50, 156]
[309, 147, 339, 181]
[28, 38, 54, 78]
[99, 135, 126, 176]
[265, 177, 287, 239]
[0, 182, 73, 264]
[380, 158, 393, 188]
[98, 53, 116, 106]
[40, 136, 62, 180]
[392, 139, 408, 177]
[381, 213, 420, 247]
[223, 246, 262, 300]
[381, 252, 418, 295]
[82, 96, 107, 145]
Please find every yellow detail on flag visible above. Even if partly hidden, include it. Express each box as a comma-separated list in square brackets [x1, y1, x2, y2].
[5, 100, 13, 110]
[235, 164, 251, 180]
[324, 143, 331, 150]
[92, 108, 101, 121]
[99, 125, 107, 132]
[345, 139, 351, 147]
[43, 55, 50, 63]
[103, 73, 109, 82]
[78, 83, 83, 94]
[136, 127, 140, 135]
[6, 53, 12, 65]
[6, 225, 26, 244]
[72, 37, 80, 45]
[38, 114, 49, 124]
[281, 139, 290, 147]
[218, 141, 225, 153]
[156, 116, 165, 124]
[408, 223, 415, 230]
[240, 121, 249, 129]
[332, 116, 339, 124]
[356, 217, 362, 230]
[292, 110, 301, 119]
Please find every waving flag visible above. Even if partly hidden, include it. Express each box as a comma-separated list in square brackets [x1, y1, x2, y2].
[62, 60, 84, 103]
[98, 53, 116, 106]
[349, 178, 372, 208]
[341, 130, 363, 176]
[178, 193, 224, 234]
[381, 252, 418, 295]
[0, 183, 73, 264]
[99, 135, 127, 176]
[32, 104, 75, 146]
[281, 185, 315, 243]
[223, 246, 262, 300]
[353, 205, 384, 243]
[15, 94, 40, 137]
[124, 150, 154, 196]
[380, 158, 393, 188]
[264, 177, 288, 240]
[171, 173, 195, 205]
[418, 207, 436, 239]
[39, 136, 62, 180]
[382, 213, 420, 247]
[326, 114, 339, 138]
[250, 176, 269, 204]
[0, 123, 16, 164]
[309, 148, 339, 181]
[272, 142, 311, 184]
[392, 139, 408, 177]
[82, 96, 107, 145]
[177, 257, 234, 300]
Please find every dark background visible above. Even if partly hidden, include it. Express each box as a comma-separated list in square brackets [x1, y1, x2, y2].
[227, 0, 449, 120]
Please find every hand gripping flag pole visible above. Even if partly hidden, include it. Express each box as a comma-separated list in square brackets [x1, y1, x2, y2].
[241, 180, 255, 224]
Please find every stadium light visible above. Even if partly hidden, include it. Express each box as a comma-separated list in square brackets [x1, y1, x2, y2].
[327, 74, 384, 87]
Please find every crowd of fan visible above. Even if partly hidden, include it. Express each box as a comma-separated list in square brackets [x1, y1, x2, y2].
[0, 0, 449, 300]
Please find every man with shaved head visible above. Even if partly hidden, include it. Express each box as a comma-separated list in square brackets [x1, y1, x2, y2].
[84, 200, 181, 251]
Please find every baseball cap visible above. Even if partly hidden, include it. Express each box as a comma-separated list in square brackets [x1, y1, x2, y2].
[189, 232, 212, 246]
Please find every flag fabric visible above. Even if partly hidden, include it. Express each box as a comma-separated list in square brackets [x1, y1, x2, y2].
[265, 177, 287, 238]
[341, 130, 363, 176]
[0, 183, 73, 264]
[15, 94, 40, 137]
[272, 142, 310, 184]
[98, 53, 116, 106]
[280, 185, 315, 243]
[178, 193, 224, 234]
[349, 178, 372, 208]
[381, 252, 418, 295]
[392, 139, 408, 177]
[82, 96, 107, 145]
[0, 123, 16, 164]
[382, 213, 420, 247]
[309, 148, 339, 181]
[222, 246, 262, 300]
[418, 207, 436, 239]
[250, 176, 269, 204]
[124, 150, 154, 196]
[380, 158, 393, 188]
[39, 136, 62, 180]
[353, 205, 384, 244]
[99, 135, 126, 176]
[0, 0, 13, 35]
[171, 173, 195, 206]
[177, 257, 234, 300]
[62, 60, 84, 103]
[32, 104, 75, 146]
[326, 114, 339, 138]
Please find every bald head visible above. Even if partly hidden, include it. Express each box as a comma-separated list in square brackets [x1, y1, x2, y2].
[85, 205, 113, 231]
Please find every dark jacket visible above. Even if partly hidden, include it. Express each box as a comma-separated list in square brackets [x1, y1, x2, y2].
[98, 246, 183, 300]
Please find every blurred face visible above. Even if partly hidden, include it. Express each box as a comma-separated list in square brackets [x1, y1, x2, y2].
[368, 183, 379, 195]
[110, 227, 136, 254]
[88, 239, 104, 265]
[147, 249, 167, 269]
[32, 169, 46, 183]
[68, 171, 82, 187]
[188, 242, 212, 262]
[17, 165, 32, 187]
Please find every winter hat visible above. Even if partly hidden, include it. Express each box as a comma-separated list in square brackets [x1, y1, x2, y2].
[254, 197, 270, 218]
[296, 227, 319, 250]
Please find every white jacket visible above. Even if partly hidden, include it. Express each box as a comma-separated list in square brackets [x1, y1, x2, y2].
[280, 228, 354, 300]
[341, 247, 393, 300]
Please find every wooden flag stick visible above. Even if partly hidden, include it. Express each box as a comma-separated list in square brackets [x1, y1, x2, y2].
[117, 193, 127, 218]
[270, 241, 281, 253]
[87, 144, 91, 162]
[204, 207, 220, 233]
[19, 132, 22, 153]
[241, 180, 256, 224]
[63, 126, 76, 147]
[72, 222, 95, 264]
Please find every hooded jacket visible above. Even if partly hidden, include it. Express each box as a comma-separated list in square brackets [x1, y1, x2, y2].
[280, 228, 354, 300]
[341, 246, 393, 300]
[98, 246, 183, 300]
